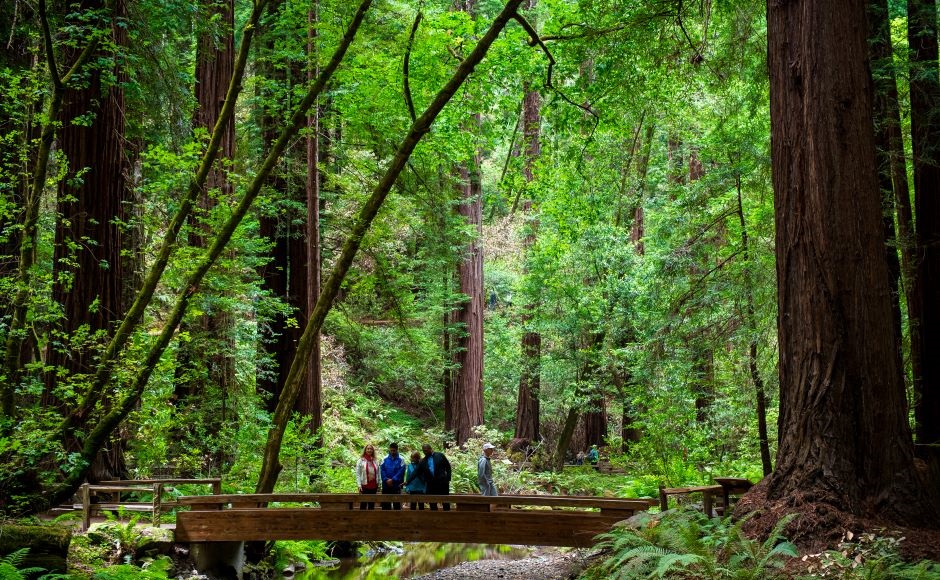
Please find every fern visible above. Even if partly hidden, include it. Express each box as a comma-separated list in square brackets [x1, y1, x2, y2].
[592, 508, 798, 579]
[652, 552, 705, 578]
[0, 549, 45, 580]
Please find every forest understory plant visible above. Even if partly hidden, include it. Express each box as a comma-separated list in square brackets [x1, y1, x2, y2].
[586, 509, 797, 579]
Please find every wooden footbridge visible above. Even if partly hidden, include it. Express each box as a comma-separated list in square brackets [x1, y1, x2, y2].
[173, 493, 657, 547]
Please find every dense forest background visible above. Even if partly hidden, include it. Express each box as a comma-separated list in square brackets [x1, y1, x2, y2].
[0, 0, 937, 541]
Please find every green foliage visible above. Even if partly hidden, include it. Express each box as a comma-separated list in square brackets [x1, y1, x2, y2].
[800, 531, 940, 579]
[2, 0, 775, 552]
[587, 509, 797, 580]
[91, 557, 172, 580]
[272, 540, 330, 572]
[0, 549, 46, 580]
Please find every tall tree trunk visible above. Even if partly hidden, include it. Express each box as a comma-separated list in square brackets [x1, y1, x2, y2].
[735, 171, 772, 477]
[45, 0, 130, 481]
[297, 0, 323, 437]
[172, 0, 237, 474]
[256, 2, 314, 421]
[451, 155, 485, 445]
[619, 124, 654, 452]
[908, 0, 940, 445]
[449, 0, 485, 445]
[686, 151, 715, 424]
[514, 82, 542, 445]
[0, 29, 41, 378]
[754, 0, 936, 527]
[868, 0, 907, 392]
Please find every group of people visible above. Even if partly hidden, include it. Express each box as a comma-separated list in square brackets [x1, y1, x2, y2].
[354, 441, 498, 510]
[575, 444, 600, 466]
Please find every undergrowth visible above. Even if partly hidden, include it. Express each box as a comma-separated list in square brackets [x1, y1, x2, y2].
[583, 508, 798, 579]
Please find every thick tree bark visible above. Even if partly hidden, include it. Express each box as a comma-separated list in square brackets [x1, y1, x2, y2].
[451, 157, 485, 445]
[582, 396, 607, 448]
[514, 84, 541, 444]
[172, 0, 237, 472]
[758, 0, 935, 524]
[908, 0, 940, 445]
[45, 0, 130, 481]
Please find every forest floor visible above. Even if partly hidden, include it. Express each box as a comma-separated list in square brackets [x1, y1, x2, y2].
[737, 482, 940, 567]
[412, 548, 598, 580]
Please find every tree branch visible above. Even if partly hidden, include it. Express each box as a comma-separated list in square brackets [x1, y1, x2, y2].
[403, 9, 423, 123]
[512, 13, 599, 127]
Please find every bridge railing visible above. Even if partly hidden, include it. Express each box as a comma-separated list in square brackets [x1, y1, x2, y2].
[174, 493, 656, 547]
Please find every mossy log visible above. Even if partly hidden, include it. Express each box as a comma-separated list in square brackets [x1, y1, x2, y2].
[0, 524, 71, 573]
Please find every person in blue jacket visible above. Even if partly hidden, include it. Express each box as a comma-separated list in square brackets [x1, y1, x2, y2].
[404, 450, 427, 510]
[587, 444, 599, 465]
[380, 442, 406, 510]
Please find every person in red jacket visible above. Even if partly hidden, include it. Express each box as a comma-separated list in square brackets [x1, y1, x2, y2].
[355, 444, 379, 509]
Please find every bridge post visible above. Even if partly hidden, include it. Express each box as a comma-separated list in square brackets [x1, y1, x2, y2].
[191, 541, 245, 579]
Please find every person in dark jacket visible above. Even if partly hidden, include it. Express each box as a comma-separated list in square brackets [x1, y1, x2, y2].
[380, 442, 406, 510]
[419, 443, 452, 511]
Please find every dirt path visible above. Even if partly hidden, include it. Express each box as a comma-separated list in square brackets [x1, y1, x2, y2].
[412, 549, 598, 580]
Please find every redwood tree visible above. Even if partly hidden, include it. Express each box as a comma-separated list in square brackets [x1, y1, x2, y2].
[513, 83, 541, 445]
[752, 0, 937, 527]
[45, 0, 131, 481]
[908, 0, 940, 446]
[172, 0, 237, 472]
[447, 0, 485, 446]
[449, 158, 485, 445]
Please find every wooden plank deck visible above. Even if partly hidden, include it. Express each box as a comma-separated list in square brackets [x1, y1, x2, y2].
[174, 493, 656, 548]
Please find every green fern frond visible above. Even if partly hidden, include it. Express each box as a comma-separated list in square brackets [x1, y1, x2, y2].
[760, 513, 797, 552]
[0, 549, 30, 568]
[651, 552, 704, 578]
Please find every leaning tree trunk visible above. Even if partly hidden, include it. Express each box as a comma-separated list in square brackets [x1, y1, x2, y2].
[908, 0, 940, 446]
[752, 0, 937, 528]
